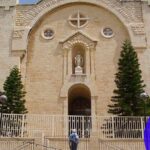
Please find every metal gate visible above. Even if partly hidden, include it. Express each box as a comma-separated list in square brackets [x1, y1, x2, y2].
[68, 116, 91, 138]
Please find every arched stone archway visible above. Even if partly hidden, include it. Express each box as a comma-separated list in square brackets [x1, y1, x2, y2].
[68, 84, 91, 116]
[13, 0, 144, 56]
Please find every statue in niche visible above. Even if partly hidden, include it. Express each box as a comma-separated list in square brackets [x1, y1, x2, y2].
[74, 52, 83, 74]
[75, 53, 83, 67]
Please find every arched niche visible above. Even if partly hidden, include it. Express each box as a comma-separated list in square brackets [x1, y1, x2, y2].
[68, 84, 91, 116]
[61, 31, 97, 78]
[72, 44, 86, 74]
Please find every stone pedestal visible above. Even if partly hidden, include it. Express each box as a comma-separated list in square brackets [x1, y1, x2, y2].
[75, 66, 83, 75]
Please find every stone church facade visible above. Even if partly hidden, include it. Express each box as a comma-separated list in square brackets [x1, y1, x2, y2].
[0, 0, 150, 116]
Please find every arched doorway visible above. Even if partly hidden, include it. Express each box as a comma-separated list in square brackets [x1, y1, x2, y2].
[68, 84, 91, 116]
[68, 84, 91, 137]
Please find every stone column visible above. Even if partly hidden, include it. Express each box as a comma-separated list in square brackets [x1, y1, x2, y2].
[68, 49, 72, 76]
[86, 48, 90, 75]
[91, 49, 95, 77]
[89, 97, 99, 150]
[63, 97, 68, 137]
[63, 48, 68, 79]
[63, 98, 68, 116]
[91, 96, 96, 132]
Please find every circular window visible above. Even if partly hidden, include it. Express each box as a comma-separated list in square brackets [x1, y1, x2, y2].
[41, 28, 54, 40]
[101, 27, 114, 38]
[69, 11, 89, 28]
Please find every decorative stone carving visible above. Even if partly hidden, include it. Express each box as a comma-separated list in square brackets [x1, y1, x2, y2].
[13, 30, 24, 38]
[130, 23, 145, 35]
[69, 11, 89, 28]
[75, 53, 83, 74]
[75, 53, 83, 67]
[61, 31, 97, 81]
[61, 31, 97, 50]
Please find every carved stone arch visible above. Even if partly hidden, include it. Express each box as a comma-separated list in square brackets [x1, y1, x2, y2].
[26, 0, 133, 40]
[61, 31, 97, 50]
[13, 0, 146, 55]
[68, 83, 91, 116]
[61, 82, 97, 98]
[61, 82, 97, 117]
[68, 83, 91, 94]
[63, 40, 90, 52]
[69, 40, 89, 50]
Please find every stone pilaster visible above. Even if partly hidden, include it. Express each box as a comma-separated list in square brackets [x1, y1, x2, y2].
[90, 49, 95, 79]
[86, 48, 90, 75]
[68, 49, 72, 76]
[63, 48, 68, 80]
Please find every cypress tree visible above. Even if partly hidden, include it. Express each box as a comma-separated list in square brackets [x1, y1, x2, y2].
[3, 66, 27, 114]
[108, 40, 145, 116]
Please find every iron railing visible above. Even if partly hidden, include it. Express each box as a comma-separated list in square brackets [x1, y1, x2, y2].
[0, 114, 147, 139]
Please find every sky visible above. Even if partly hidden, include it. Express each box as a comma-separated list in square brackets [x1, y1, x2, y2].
[19, 0, 40, 4]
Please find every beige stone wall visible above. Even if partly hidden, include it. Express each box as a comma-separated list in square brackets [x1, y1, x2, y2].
[141, 3, 150, 93]
[24, 4, 129, 114]
[0, 6, 20, 90]
[92, 7, 129, 115]
[1, 0, 150, 115]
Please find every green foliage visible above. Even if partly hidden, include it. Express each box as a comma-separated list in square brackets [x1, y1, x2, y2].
[108, 40, 146, 116]
[145, 97, 150, 116]
[2, 66, 27, 114]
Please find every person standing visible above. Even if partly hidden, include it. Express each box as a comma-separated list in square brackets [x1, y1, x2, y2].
[69, 129, 79, 150]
